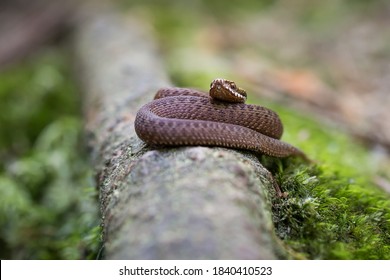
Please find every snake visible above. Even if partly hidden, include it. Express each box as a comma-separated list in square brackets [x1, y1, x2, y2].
[135, 78, 309, 161]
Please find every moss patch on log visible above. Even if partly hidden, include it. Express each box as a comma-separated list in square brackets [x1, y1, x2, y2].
[260, 102, 390, 259]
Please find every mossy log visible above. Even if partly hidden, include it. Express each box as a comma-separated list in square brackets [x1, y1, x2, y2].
[74, 11, 287, 259]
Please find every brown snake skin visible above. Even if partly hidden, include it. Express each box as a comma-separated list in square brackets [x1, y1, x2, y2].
[135, 79, 308, 160]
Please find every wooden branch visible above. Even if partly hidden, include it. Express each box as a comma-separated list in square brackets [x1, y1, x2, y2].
[74, 10, 287, 259]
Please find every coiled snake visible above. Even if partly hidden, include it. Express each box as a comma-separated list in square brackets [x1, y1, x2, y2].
[135, 78, 308, 161]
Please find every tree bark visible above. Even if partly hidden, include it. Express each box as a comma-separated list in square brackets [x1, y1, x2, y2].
[74, 10, 287, 259]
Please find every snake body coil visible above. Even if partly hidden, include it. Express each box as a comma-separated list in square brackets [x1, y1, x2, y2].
[135, 79, 307, 159]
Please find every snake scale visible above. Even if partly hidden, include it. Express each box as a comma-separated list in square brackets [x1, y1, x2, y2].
[135, 78, 308, 160]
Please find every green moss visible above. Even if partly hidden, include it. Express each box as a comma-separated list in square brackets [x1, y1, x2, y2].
[258, 101, 390, 259]
[0, 50, 101, 259]
[267, 160, 390, 259]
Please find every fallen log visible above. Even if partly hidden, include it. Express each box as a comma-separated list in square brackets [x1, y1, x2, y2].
[74, 10, 287, 259]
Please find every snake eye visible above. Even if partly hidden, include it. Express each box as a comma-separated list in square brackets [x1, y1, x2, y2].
[230, 82, 236, 89]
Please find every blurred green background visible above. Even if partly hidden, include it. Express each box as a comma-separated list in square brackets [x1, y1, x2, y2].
[0, 0, 389, 259]
[0, 50, 100, 259]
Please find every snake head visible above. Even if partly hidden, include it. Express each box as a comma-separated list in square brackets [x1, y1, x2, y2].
[209, 78, 247, 103]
